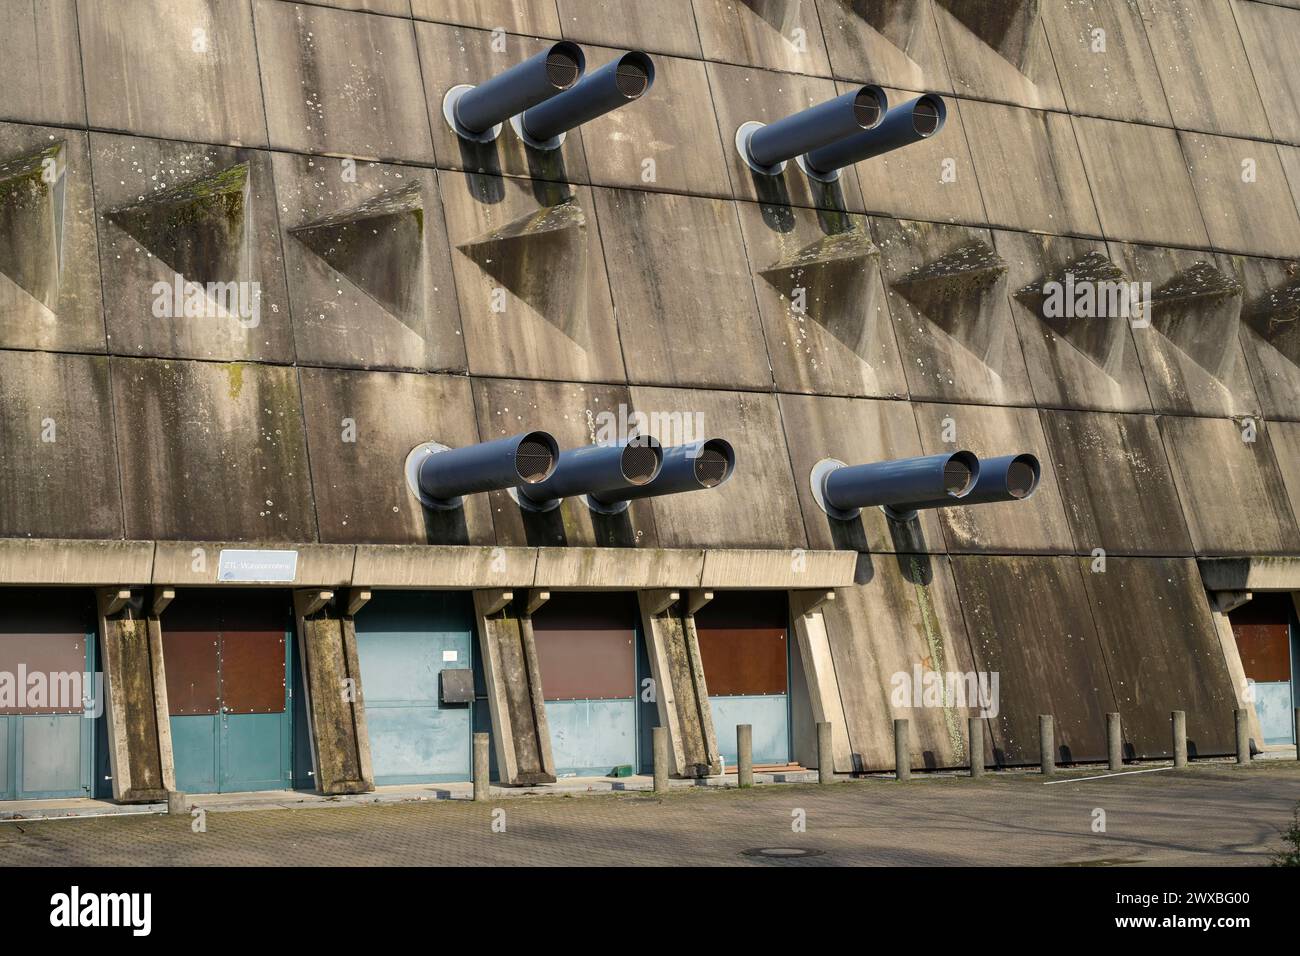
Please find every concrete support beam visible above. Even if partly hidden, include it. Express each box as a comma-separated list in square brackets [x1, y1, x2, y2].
[1209, 590, 1252, 613]
[95, 588, 170, 803]
[638, 591, 720, 778]
[294, 590, 374, 795]
[524, 589, 550, 616]
[343, 588, 371, 618]
[789, 590, 853, 773]
[473, 590, 555, 786]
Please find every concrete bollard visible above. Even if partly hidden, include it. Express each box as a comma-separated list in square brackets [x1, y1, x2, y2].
[968, 717, 984, 778]
[653, 726, 669, 793]
[816, 721, 833, 784]
[894, 719, 910, 782]
[473, 732, 490, 801]
[166, 791, 187, 816]
[1172, 710, 1187, 768]
[1039, 715, 1055, 776]
[1106, 712, 1123, 771]
[1235, 708, 1251, 765]
[737, 724, 753, 788]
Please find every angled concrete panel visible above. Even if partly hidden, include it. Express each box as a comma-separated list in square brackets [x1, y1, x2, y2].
[1073, 117, 1211, 248]
[1041, 0, 1172, 125]
[0, 125, 103, 353]
[1041, 409, 1194, 557]
[960, 100, 1102, 237]
[1234, 255, 1300, 422]
[1181, 132, 1300, 258]
[596, 188, 771, 389]
[555, 0, 703, 58]
[628, 386, 807, 550]
[1109, 243, 1257, 417]
[274, 155, 464, 372]
[931, 0, 1066, 110]
[412, 0, 562, 36]
[778, 392, 945, 554]
[739, 205, 907, 399]
[470, 377, 658, 549]
[821, 554, 983, 772]
[443, 174, 625, 383]
[1136, 0, 1271, 139]
[0, 351, 122, 539]
[814, 0, 952, 93]
[873, 217, 1035, 406]
[951, 555, 1117, 766]
[1158, 414, 1300, 556]
[78, 0, 267, 146]
[90, 134, 292, 364]
[1080, 557, 1237, 759]
[912, 402, 1076, 554]
[1255, 420, 1300, 541]
[299, 368, 494, 546]
[255, 0, 434, 163]
[694, 0, 831, 75]
[996, 230, 1151, 412]
[111, 357, 317, 542]
[1234, 0, 1300, 144]
[0, 0, 85, 126]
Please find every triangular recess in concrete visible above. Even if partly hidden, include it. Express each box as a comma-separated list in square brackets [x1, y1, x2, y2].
[891, 240, 1008, 364]
[0, 141, 66, 312]
[1244, 278, 1300, 367]
[935, 0, 1040, 71]
[759, 228, 883, 359]
[845, 1, 930, 59]
[739, 0, 805, 40]
[1148, 261, 1243, 381]
[1014, 251, 1132, 376]
[290, 182, 425, 327]
[106, 161, 250, 288]
[457, 198, 588, 342]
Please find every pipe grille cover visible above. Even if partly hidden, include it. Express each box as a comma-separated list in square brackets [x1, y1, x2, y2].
[914, 97, 941, 136]
[943, 458, 974, 495]
[853, 88, 883, 129]
[616, 59, 651, 98]
[694, 447, 730, 487]
[1006, 460, 1038, 498]
[516, 439, 556, 482]
[621, 444, 660, 484]
[547, 49, 582, 90]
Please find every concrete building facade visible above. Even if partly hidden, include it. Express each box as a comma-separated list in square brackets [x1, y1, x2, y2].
[0, 0, 1297, 802]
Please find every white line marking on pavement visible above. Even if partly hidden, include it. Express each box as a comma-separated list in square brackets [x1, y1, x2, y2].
[1044, 767, 1176, 785]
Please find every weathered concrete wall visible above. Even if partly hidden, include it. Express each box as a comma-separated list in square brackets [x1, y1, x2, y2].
[2, 0, 1298, 778]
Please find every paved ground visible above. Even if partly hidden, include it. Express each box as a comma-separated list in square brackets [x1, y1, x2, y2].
[2, 762, 1297, 866]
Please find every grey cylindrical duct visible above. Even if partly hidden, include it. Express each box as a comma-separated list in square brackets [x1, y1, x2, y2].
[411, 431, 559, 509]
[517, 51, 655, 147]
[444, 41, 585, 140]
[589, 438, 735, 509]
[738, 85, 887, 174]
[517, 438, 663, 511]
[801, 94, 947, 181]
[811, 450, 979, 521]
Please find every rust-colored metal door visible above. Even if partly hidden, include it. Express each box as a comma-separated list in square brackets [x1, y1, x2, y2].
[1230, 594, 1296, 745]
[695, 592, 791, 766]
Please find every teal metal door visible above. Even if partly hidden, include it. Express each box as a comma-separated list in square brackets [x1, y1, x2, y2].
[533, 593, 638, 777]
[164, 592, 293, 795]
[355, 591, 474, 785]
[696, 592, 792, 768]
[0, 594, 98, 800]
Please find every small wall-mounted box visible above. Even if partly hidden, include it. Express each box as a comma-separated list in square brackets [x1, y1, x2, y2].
[440, 668, 475, 705]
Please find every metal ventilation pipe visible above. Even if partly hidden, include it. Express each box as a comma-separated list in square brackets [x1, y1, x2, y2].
[800, 94, 947, 182]
[811, 450, 979, 521]
[515, 51, 655, 149]
[962, 453, 1041, 506]
[443, 41, 586, 142]
[588, 438, 735, 512]
[407, 431, 560, 510]
[517, 438, 664, 512]
[736, 85, 887, 175]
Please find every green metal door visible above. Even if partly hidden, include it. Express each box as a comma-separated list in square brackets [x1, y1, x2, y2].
[355, 591, 474, 785]
[0, 592, 98, 801]
[164, 592, 293, 795]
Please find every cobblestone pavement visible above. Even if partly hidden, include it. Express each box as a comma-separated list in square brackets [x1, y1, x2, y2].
[3, 763, 1297, 866]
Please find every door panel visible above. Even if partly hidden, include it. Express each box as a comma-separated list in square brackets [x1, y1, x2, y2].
[162, 631, 220, 715]
[171, 715, 219, 795]
[696, 592, 792, 768]
[355, 592, 474, 785]
[20, 715, 84, 793]
[533, 593, 638, 776]
[220, 630, 286, 714]
[1231, 593, 1296, 745]
[222, 712, 289, 792]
